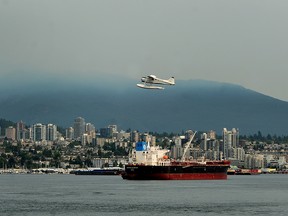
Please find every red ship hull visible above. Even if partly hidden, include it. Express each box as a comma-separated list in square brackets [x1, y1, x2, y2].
[122, 172, 228, 180]
[122, 161, 230, 180]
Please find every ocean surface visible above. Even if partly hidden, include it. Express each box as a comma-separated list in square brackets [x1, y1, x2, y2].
[0, 174, 287, 216]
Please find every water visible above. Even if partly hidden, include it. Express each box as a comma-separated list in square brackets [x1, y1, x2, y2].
[0, 174, 287, 216]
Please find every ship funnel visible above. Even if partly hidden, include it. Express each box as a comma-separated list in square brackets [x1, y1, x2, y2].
[136, 141, 147, 151]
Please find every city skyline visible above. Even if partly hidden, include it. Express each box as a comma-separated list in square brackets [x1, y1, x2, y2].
[1, 117, 288, 139]
[0, 117, 287, 172]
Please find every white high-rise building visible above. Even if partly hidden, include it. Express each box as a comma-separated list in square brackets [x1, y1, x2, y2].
[234, 147, 245, 161]
[207, 130, 216, 140]
[33, 123, 46, 141]
[81, 133, 92, 145]
[46, 124, 57, 141]
[85, 123, 96, 138]
[66, 127, 74, 140]
[86, 123, 95, 133]
[222, 128, 239, 159]
[200, 133, 208, 151]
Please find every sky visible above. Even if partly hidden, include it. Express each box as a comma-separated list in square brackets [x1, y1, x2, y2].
[1, 0, 288, 101]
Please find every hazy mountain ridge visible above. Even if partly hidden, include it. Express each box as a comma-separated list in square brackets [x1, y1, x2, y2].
[0, 79, 287, 134]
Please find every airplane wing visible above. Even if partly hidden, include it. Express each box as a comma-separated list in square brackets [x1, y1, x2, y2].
[146, 75, 157, 82]
[149, 76, 175, 85]
[147, 75, 157, 79]
[140, 75, 175, 85]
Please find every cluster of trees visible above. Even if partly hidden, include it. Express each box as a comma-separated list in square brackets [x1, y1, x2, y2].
[0, 140, 63, 169]
[0, 139, 130, 169]
[239, 131, 288, 143]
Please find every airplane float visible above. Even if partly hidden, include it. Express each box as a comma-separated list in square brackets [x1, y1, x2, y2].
[137, 75, 175, 90]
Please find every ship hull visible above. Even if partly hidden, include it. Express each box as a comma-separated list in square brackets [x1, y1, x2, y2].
[122, 164, 229, 180]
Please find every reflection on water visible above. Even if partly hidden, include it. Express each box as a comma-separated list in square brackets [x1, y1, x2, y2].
[0, 175, 287, 216]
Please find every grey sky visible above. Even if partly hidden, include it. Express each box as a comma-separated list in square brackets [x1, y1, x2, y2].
[1, 0, 288, 100]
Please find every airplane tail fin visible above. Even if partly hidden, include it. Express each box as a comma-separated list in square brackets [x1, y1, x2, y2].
[168, 77, 175, 85]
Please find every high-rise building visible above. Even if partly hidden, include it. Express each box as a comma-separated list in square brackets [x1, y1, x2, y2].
[16, 121, 26, 140]
[46, 124, 57, 141]
[108, 125, 117, 133]
[33, 123, 46, 141]
[85, 123, 96, 139]
[100, 127, 111, 138]
[234, 147, 245, 161]
[185, 130, 194, 140]
[73, 117, 85, 140]
[200, 133, 208, 151]
[66, 127, 74, 140]
[207, 130, 216, 140]
[5, 126, 16, 140]
[85, 123, 95, 133]
[222, 128, 239, 159]
[131, 131, 139, 142]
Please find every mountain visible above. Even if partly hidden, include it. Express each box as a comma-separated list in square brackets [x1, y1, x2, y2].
[0, 78, 287, 135]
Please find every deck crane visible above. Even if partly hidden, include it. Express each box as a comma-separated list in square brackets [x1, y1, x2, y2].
[181, 131, 197, 161]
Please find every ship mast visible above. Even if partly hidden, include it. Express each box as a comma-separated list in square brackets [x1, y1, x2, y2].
[181, 131, 197, 161]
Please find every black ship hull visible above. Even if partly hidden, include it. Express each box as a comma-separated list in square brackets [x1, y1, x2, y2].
[122, 162, 230, 180]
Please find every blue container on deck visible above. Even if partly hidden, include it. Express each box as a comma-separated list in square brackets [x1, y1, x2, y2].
[136, 141, 147, 151]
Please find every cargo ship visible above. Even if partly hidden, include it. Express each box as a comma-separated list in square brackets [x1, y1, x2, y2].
[122, 134, 230, 180]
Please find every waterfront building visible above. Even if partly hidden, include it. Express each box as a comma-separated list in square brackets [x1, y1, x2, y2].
[278, 156, 287, 166]
[92, 158, 109, 168]
[244, 154, 264, 169]
[5, 126, 16, 140]
[73, 117, 85, 140]
[234, 147, 245, 161]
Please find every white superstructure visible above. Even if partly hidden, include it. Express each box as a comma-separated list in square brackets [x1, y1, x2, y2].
[129, 142, 170, 166]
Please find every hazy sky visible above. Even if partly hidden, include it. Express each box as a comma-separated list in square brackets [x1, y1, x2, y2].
[1, 0, 288, 101]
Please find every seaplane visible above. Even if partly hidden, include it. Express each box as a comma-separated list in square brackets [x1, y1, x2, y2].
[137, 75, 175, 90]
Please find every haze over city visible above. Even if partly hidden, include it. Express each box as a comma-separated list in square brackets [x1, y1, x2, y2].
[1, 0, 288, 101]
